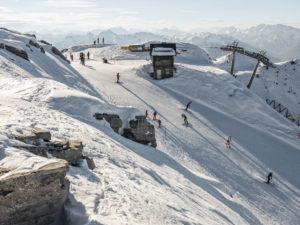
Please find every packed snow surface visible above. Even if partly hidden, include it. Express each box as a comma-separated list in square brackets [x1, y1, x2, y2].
[1, 30, 300, 225]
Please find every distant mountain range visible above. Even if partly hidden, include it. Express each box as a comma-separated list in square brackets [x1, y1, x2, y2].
[35, 24, 300, 62]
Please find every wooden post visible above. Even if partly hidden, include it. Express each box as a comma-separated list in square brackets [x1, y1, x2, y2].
[247, 60, 260, 89]
[230, 51, 236, 76]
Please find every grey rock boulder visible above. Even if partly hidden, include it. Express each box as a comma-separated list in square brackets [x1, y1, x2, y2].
[94, 113, 123, 133]
[32, 127, 51, 142]
[82, 156, 96, 170]
[0, 160, 69, 225]
[123, 116, 157, 147]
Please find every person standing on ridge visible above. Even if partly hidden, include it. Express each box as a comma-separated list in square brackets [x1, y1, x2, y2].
[266, 172, 273, 184]
[87, 51, 90, 60]
[145, 110, 148, 117]
[97, 38, 99, 44]
[158, 119, 162, 128]
[153, 111, 157, 120]
[116, 72, 120, 83]
[102, 37, 104, 44]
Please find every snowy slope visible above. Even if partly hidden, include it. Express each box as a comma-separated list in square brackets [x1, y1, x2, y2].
[1, 30, 300, 225]
[235, 59, 300, 114]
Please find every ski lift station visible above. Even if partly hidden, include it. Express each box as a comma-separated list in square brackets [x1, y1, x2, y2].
[150, 43, 176, 79]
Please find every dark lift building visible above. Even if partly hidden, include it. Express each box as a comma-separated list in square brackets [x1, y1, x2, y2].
[150, 43, 176, 79]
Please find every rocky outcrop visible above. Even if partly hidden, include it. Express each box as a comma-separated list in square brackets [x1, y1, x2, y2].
[123, 116, 157, 147]
[32, 126, 51, 141]
[15, 128, 84, 165]
[51, 46, 68, 62]
[49, 140, 83, 165]
[82, 156, 96, 170]
[94, 113, 123, 133]
[5, 45, 29, 61]
[40, 40, 51, 45]
[0, 160, 69, 225]
[29, 40, 41, 49]
[61, 48, 68, 53]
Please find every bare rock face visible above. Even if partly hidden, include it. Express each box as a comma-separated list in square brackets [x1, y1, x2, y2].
[94, 113, 123, 133]
[5, 45, 29, 61]
[123, 116, 157, 147]
[0, 160, 70, 225]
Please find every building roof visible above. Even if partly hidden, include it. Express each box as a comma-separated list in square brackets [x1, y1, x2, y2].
[151, 47, 176, 56]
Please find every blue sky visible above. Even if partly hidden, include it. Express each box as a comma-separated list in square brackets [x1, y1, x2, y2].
[0, 0, 299, 33]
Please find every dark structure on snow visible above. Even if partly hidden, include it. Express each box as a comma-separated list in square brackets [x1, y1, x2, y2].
[150, 43, 176, 79]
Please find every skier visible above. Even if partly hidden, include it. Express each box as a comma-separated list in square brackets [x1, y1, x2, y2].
[182, 114, 188, 125]
[158, 119, 161, 128]
[145, 110, 148, 117]
[185, 101, 192, 111]
[87, 51, 90, 60]
[116, 73, 120, 83]
[266, 172, 272, 184]
[153, 111, 157, 120]
[225, 136, 232, 148]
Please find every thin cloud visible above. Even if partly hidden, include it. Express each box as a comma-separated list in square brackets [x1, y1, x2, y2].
[0, 6, 12, 13]
[43, 0, 96, 8]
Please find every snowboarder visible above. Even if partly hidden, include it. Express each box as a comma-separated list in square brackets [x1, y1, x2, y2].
[97, 38, 99, 44]
[185, 101, 192, 111]
[158, 119, 161, 128]
[225, 136, 231, 148]
[182, 114, 188, 125]
[145, 110, 148, 117]
[116, 73, 120, 83]
[87, 51, 90, 60]
[153, 111, 157, 120]
[266, 172, 272, 184]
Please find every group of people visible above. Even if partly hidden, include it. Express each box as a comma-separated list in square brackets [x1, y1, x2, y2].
[78, 51, 90, 65]
[143, 101, 193, 130]
[93, 37, 105, 45]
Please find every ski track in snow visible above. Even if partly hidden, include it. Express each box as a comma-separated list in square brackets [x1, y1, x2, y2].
[0, 39, 300, 225]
